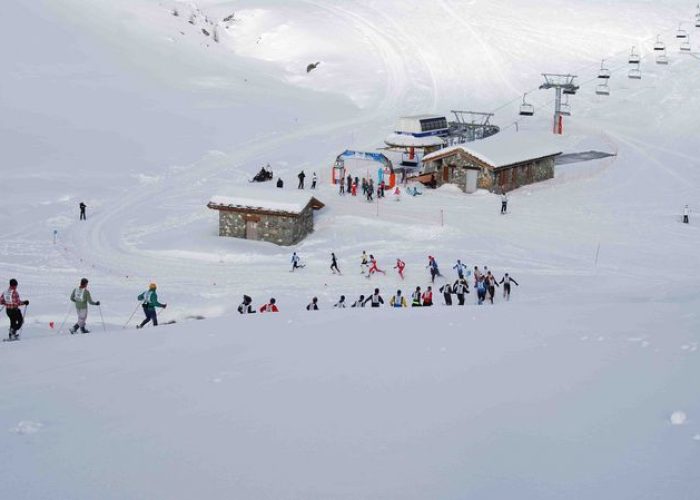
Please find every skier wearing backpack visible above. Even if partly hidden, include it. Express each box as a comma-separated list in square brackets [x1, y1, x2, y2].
[1, 279, 29, 341]
[259, 298, 279, 313]
[394, 258, 406, 280]
[453, 278, 469, 305]
[238, 295, 256, 314]
[440, 282, 453, 306]
[69, 278, 100, 334]
[330, 253, 341, 274]
[390, 290, 407, 308]
[363, 288, 384, 307]
[306, 297, 319, 311]
[136, 283, 167, 328]
[499, 273, 519, 300]
[411, 286, 422, 307]
[422, 286, 434, 306]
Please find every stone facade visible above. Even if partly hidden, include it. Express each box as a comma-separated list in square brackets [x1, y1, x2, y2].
[216, 204, 315, 246]
[424, 151, 556, 193]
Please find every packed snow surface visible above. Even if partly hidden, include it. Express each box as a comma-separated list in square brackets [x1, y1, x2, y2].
[1, 0, 700, 499]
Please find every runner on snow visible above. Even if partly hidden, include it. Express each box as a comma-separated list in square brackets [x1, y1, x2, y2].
[0, 279, 29, 341]
[440, 282, 453, 305]
[136, 283, 167, 328]
[69, 278, 100, 334]
[330, 253, 341, 274]
[291, 252, 304, 272]
[367, 255, 386, 277]
[412, 286, 422, 307]
[363, 288, 384, 307]
[453, 278, 469, 305]
[238, 295, 256, 314]
[351, 295, 366, 307]
[422, 286, 434, 306]
[499, 273, 519, 300]
[394, 258, 406, 280]
[259, 298, 279, 312]
[390, 290, 407, 308]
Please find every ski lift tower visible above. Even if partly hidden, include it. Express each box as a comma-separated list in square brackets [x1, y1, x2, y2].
[540, 73, 579, 135]
[448, 111, 500, 144]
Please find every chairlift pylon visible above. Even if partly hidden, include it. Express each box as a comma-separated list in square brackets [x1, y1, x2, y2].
[629, 46, 641, 64]
[628, 63, 642, 80]
[654, 35, 666, 51]
[519, 94, 534, 117]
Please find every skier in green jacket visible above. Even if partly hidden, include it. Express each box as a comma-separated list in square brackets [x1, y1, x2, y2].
[136, 283, 167, 329]
[69, 278, 100, 334]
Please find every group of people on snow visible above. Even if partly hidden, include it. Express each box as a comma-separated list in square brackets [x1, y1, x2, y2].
[0, 277, 171, 341]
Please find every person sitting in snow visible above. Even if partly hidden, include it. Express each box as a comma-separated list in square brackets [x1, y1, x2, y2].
[390, 290, 407, 308]
[306, 297, 319, 311]
[351, 295, 366, 308]
[334, 295, 346, 308]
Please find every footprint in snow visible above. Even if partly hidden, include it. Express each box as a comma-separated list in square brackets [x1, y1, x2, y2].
[11, 421, 43, 435]
[670, 411, 687, 426]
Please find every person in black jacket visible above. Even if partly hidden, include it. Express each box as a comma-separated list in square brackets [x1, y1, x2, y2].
[499, 273, 519, 301]
[297, 170, 306, 189]
[351, 295, 366, 307]
[237, 295, 256, 314]
[306, 297, 319, 311]
[440, 282, 453, 306]
[363, 288, 384, 307]
[453, 278, 469, 305]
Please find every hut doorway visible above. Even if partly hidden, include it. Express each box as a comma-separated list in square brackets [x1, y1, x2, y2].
[245, 220, 258, 240]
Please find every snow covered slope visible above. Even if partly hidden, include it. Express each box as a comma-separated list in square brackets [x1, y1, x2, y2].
[1, 0, 700, 498]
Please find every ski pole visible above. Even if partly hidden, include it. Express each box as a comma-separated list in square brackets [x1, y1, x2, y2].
[98, 305, 106, 332]
[57, 304, 72, 334]
[123, 303, 140, 329]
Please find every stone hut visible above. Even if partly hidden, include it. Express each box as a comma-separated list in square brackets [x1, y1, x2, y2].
[421, 132, 563, 193]
[207, 193, 324, 246]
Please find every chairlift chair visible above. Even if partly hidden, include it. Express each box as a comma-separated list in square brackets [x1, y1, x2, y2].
[562, 87, 577, 96]
[519, 94, 534, 117]
[598, 59, 611, 79]
[629, 46, 641, 64]
[654, 35, 666, 51]
[560, 97, 571, 116]
[656, 53, 669, 65]
[595, 83, 611, 96]
[680, 36, 692, 51]
[628, 63, 642, 80]
[677, 23, 688, 39]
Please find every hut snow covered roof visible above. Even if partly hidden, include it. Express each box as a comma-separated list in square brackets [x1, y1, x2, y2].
[208, 190, 324, 216]
[423, 131, 563, 169]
